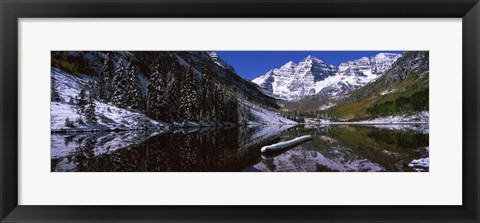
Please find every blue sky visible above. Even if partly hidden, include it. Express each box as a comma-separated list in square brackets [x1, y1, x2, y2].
[216, 51, 404, 80]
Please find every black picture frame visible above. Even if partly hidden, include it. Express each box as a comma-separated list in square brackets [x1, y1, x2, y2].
[1, 0, 479, 222]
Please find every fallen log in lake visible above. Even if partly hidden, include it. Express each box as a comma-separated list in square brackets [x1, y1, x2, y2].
[260, 135, 313, 153]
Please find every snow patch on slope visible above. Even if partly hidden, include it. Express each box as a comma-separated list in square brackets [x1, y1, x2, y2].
[244, 100, 297, 125]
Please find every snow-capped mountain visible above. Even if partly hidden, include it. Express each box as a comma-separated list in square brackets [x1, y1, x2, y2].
[252, 53, 402, 101]
[252, 55, 337, 100]
[338, 53, 401, 76]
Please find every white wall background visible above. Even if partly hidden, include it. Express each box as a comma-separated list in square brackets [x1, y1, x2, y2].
[19, 18, 462, 205]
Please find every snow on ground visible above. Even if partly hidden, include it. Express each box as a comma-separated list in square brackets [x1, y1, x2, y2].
[408, 157, 429, 172]
[329, 111, 429, 125]
[52, 68, 89, 102]
[302, 112, 429, 133]
[214, 61, 225, 69]
[327, 112, 430, 134]
[53, 67, 296, 133]
[304, 112, 428, 126]
[407, 146, 429, 172]
[304, 118, 332, 124]
[51, 102, 166, 132]
[409, 158, 429, 167]
[319, 102, 336, 111]
[304, 118, 317, 124]
[261, 135, 312, 152]
[364, 111, 429, 123]
[244, 100, 296, 125]
[51, 68, 166, 132]
[380, 88, 397, 95]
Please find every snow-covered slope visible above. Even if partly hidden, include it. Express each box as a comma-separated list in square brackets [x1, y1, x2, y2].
[252, 53, 401, 101]
[244, 100, 296, 125]
[174, 51, 279, 108]
[52, 67, 294, 132]
[51, 68, 166, 132]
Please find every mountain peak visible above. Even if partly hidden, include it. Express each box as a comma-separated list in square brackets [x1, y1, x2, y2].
[252, 55, 337, 100]
[374, 52, 401, 59]
[302, 55, 324, 63]
[359, 56, 370, 61]
[282, 60, 297, 68]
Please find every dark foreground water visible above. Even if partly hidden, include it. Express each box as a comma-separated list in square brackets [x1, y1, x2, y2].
[51, 124, 429, 172]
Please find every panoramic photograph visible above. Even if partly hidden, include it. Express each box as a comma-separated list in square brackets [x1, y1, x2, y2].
[51, 51, 429, 172]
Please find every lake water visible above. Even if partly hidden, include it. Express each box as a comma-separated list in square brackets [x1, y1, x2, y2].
[51, 124, 429, 172]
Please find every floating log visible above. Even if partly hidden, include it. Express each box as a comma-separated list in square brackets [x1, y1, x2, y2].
[260, 135, 313, 153]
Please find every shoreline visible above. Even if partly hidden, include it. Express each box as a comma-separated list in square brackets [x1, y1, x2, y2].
[51, 122, 428, 134]
[323, 122, 428, 125]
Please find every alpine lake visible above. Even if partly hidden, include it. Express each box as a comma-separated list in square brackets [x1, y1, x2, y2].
[51, 123, 429, 172]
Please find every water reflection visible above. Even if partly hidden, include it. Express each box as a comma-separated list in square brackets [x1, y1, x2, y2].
[253, 125, 428, 172]
[51, 124, 429, 172]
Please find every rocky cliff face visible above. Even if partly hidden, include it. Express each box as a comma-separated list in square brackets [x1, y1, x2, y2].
[252, 55, 338, 100]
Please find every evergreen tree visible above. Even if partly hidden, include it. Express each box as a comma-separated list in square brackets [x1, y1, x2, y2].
[51, 76, 61, 102]
[76, 117, 84, 125]
[237, 92, 249, 125]
[84, 94, 97, 124]
[225, 91, 239, 124]
[212, 85, 225, 123]
[146, 63, 168, 120]
[65, 117, 74, 128]
[124, 59, 143, 110]
[96, 52, 115, 101]
[111, 60, 129, 107]
[165, 59, 182, 121]
[76, 89, 88, 114]
[199, 64, 214, 123]
[179, 66, 198, 121]
[86, 80, 96, 99]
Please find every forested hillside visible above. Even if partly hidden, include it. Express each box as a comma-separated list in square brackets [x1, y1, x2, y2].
[51, 51, 293, 132]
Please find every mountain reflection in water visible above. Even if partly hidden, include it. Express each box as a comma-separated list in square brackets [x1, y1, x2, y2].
[51, 124, 429, 172]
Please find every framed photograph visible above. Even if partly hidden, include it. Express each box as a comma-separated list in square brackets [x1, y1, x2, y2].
[1, 0, 479, 222]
